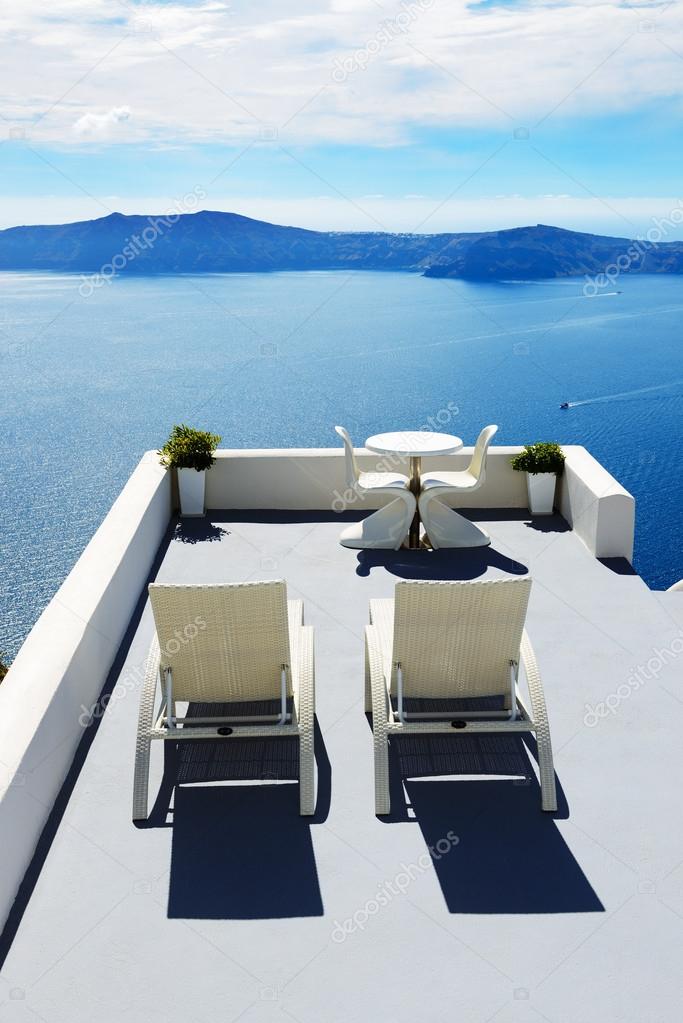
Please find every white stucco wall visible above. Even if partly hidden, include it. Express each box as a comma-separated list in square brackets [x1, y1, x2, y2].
[0, 453, 171, 934]
[202, 446, 634, 560]
[558, 447, 635, 560]
[204, 446, 529, 511]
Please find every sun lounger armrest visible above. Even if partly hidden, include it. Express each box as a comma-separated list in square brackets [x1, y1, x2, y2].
[292, 626, 315, 729]
[291, 625, 315, 816]
[520, 629, 553, 749]
[132, 633, 161, 820]
[288, 599, 304, 626]
[366, 624, 392, 814]
[140, 634, 161, 719]
[365, 624, 390, 722]
[520, 630, 546, 716]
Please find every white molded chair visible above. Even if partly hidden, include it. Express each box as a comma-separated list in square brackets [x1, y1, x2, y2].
[418, 424, 498, 548]
[133, 580, 315, 819]
[334, 426, 416, 550]
[365, 577, 557, 814]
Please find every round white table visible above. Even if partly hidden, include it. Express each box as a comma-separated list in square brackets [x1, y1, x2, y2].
[365, 431, 463, 548]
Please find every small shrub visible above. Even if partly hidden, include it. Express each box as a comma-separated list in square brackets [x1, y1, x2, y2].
[511, 442, 565, 476]
[158, 424, 221, 472]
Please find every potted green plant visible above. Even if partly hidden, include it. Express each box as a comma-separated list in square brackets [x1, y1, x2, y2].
[158, 424, 221, 517]
[511, 442, 565, 515]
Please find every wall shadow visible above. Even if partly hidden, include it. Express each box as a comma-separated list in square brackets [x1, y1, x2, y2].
[598, 557, 637, 576]
[206, 509, 364, 525]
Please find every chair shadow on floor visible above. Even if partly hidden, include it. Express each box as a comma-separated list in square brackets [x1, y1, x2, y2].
[354, 509, 576, 580]
[356, 545, 528, 580]
[379, 731, 604, 915]
[145, 719, 330, 920]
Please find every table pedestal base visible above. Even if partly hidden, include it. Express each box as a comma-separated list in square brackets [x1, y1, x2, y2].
[407, 455, 423, 550]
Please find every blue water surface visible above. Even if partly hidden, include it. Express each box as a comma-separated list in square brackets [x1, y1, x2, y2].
[1, 269, 682, 658]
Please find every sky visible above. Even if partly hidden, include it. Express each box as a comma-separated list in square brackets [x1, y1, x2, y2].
[0, 0, 682, 238]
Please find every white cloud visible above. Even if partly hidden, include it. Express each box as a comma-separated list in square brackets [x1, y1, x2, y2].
[0, 0, 681, 146]
[73, 106, 131, 136]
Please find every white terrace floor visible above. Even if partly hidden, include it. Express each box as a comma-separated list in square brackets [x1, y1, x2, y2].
[1, 510, 683, 1023]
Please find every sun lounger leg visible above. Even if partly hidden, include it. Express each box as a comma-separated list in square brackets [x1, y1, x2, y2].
[374, 728, 390, 815]
[536, 725, 557, 812]
[366, 626, 391, 814]
[296, 626, 316, 815]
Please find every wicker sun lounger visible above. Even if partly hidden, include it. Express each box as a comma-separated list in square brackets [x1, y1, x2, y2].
[133, 580, 315, 819]
[365, 577, 556, 814]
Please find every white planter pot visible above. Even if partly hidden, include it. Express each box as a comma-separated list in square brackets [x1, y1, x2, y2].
[526, 472, 556, 515]
[177, 468, 206, 517]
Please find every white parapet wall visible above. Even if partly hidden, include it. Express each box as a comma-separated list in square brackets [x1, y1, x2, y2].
[0, 453, 171, 934]
[203, 445, 634, 560]
[558, 446, 635, 561]
[204, 446, 530, 511]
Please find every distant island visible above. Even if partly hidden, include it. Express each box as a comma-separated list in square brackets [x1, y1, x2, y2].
[0, 212, 682, 281]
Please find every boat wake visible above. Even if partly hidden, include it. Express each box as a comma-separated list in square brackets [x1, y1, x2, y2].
[563, 381, 683, 408]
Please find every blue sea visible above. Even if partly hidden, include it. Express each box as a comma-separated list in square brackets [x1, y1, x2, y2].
[1, 269, 682, 658]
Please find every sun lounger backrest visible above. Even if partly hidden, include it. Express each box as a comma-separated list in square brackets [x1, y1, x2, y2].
[148, 581, 292, 702]
[391, 577, 532, 698]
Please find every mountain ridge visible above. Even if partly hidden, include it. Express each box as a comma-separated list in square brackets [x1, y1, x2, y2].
[0, 212, 681, 280]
